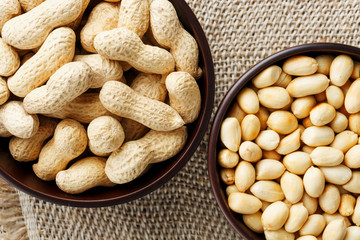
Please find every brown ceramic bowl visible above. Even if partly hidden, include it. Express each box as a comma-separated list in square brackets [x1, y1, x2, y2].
[0, 0, 214, 207]
[208, 43, 360, 239]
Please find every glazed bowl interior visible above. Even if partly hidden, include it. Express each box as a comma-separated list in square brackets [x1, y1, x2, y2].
[208, 43, 360, 239]
[0, 0, 214, 207]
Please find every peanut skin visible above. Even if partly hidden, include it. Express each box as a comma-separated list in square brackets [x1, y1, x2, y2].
[23, 62, 93, 114]
[9, 117, 57, 162]
[2, 0, 82, 49]
[105, 126, 187, 184]
[94, 27, 175, 74]
[100, 81, 184, 131]
[56, 157, 116, 194]
[33, 119, 87, 181]
[0, 0, 21, 33]
[150, 0, 202, 78]
[7, 27, 76, 97]
[0, 37, 20, 77]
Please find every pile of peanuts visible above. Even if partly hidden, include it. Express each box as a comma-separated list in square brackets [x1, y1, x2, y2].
[219, 54, 360, 239]
[0, 0, 202, 194]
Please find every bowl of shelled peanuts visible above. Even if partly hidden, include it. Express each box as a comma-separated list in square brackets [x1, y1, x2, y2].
[0, 0, 214, 207]
[208, 43, 360, 239]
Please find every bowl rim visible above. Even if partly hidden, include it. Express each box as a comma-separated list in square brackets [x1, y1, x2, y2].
[0, 0, 215, 208]
[207, 42, 360, 238]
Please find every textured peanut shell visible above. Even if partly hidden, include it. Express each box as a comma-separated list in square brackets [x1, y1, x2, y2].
[0, 77, 10, 105]
[9, 117, 57, 162]
[0, 101, 39, 139]
[166, 71, 201, 124]
[94, 27, 175, 74]
[100, 81, 184, 131]
[88, 116, 125, 157]
[23, 62, 93, 114]
[122, 73, 166, 141]
[2, 0, 82, 49]
[150, 0, 201, 78]
[18, 0, 45, 12]
[80, 1, 119, 53]
[0, 37, 20, 77]
[118, 0, 150, 38]
[33, 119, 87, 181]
[56, 157, 115, 194]
[105, 126, 187, 184]
[0, 122, 11, 137]
[66, 0, 90, 30]
[20, 52, 34, 65]
[0, 0, 21, 33]
[45, 93, 110, 124]
[7, 27, 76, 97]
[73, 54, 123, 88]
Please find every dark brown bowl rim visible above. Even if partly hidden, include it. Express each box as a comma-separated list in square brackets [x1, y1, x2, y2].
[208, 42, 360, 239]
[0, 0, 215, 208]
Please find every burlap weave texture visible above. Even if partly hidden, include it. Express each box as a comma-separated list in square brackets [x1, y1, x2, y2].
[11, 0, 360, 239]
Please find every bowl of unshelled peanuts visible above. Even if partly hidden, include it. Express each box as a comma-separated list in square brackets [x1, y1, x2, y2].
[208, 43, 360, 239]
[0, 0, 214, 207]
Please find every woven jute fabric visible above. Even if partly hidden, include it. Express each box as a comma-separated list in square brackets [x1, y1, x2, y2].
[2, 0, 360, 239]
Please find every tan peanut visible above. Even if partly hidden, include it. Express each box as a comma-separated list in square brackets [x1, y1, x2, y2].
[302, 116, 314, 128]
[310, 146, 344, 166]
[263, 150, 282, 160]
[239, 141, 262, 162]
[218, 149, 239, 168]
[352, 61, 360, 79]
[301, 126, 334, 147]
[225, 185, 239, 196]
[23, 62, 93, 114]
[326, 85, 344, 109]
[56, 157, 116, 194]
[284, 203, 309, 233]
[228, 192, 262, 214]
[301, 192, 318, 215]
[226, 102, 246, 124]
[322, 219, 347, 240]
[220, 117, 241, 152]
[80, 1, 119, 53]
[291, 96, 316, 119]
[323, 213, 352, 227]
[255, 130, 280, 151]
[303, 166, 325, 198]
[296, 236, 317, 240]
[33, 119, 87, 181]
[256, 106, 270, 130]
[236, 87, 259, 114]
[2, 0, 82, 49]
[0, 101, 39, 139]
[262, 201, 289, 231]
[258, 86, 291, 109]
[276, 128, 301, 155]
[330, 130, 357, 153]
[8, 27, 76, 97]
[344, 145, 360, 168]
[45, 93, 111, 124]
[242, 211, 264, 233]
[88, 116, 125, 157]
[281, 171, 304, 204]
[95, 27, 175, 74]
[250, 180, 284, 202]
[220, 168, 235, 185]
[283, 151, 311, 175]
[0, 37, 20, 77]
[150, 0, 201, 78]
[255, 159, 285, 180]
[319, 184, 341, 214]
[241, 114, 260, 141]
[339, 194, 356, 217]
[309, 103, 336, 126]
[299, 214, 326, 237]
[302, 145, 315, 154]
[166, 71, 201, 124]
[343, 171, 360, 194]
[105, 127, 187, 183]
[118, 0, 149, 38]
[349, 113, 360, 135]
[252, 65, 282, 88]
[9, 117, 57, 162]
[267, 110, 298, 134]
[345, 226, 360, 240]
[330, 54, 354, 86]
[73, 54, 123, 88]
[283, 56, 318, 76]
[316, 54, 334, 75]
[0, 0, 21, 33]
[234, 161, 255, 192]
[320, 165, 352, 185]
[286, 73, 329, 97]
[264, 228, 295, 240]
[345, 79, 360, 114]
[353, 197, 360, 226]
[0, 77, 10, 105]
[274, 71, 292, 88]
[330, 112, 348, 133]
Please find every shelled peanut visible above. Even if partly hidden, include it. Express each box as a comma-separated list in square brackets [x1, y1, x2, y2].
[0, 0, 202, 194]
[220, 53, 360, 239]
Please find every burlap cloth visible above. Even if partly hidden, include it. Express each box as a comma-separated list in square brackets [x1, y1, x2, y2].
[2, 0, 360, 239]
